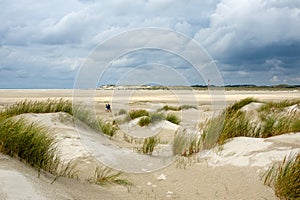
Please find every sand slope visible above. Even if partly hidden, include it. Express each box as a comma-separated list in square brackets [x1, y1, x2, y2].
[6, 112, 300, 199]
[1, 89, 300, 199]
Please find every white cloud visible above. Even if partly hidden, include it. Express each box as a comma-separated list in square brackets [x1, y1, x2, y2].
[271, 75, 280, 83]
[194, 0, 300, 57]
[0, 0, 299, 88]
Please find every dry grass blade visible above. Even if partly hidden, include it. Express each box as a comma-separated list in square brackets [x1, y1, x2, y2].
[91, 166, 131, 186]
[263, 153, 300, 200]
[141, 136, 160, 155]
[201, 98, 300, 147]
[0, 117, 60, 174]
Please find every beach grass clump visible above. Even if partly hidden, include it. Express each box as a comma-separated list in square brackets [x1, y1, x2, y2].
[138, 116, 151, 127]
[1, 99, 118, 137]
[172, 130, 201, 157]
[91, 166, 131, 186]
[98, 120, 118, 137]
[263, 153, 300, 199]
[118, 109, 127, 115]
[0, 118, 59, 174]
[259, 99, 300, 113]
[157, 104, 197, 112]
[158, 105, 181, 111]
[179, 105, 198, 110]
[129, 109, 149, 120]
[73, 106, 117, 137]
[149, 112, 165, 123]
[0, 98, 72, 118]
[141, 136, 160, 155]
[166, 113, 181, 125]
[226, 97, 258, 115]
[138, 113, 166, 126]
[73, 105, 100, 130]
[201, 98, 300, 148]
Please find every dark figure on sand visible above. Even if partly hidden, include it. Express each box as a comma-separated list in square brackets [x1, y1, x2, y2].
[105, 103, 111, 112]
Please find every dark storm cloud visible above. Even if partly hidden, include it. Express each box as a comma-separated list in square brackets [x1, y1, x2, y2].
[0, 0, 299, 88]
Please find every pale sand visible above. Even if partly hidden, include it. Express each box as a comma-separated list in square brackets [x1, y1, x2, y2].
[0, 89, 300, 199]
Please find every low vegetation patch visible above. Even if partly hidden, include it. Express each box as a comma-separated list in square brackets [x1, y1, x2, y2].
[201, 98, 300, 148]
[166, 113, 181, 125]
[263, 153, 300, 200]
[157, 104, 197, 112]
[129, 109, 149, 120]
[117, 109, 127, 115]
[138, 116, 151, 127]
[98, 120, 118, 137]
[73, 106, 100, 130]
[0, 98, 72, 118]
[73, 106, 118, 137]
[137, 113, 166, 127]
[149, 113, 165, 123]
[0, 99, 119, 177]
[0, 118, 60, 174]
[90, 166, 131, 186]
[140, 136, 160, 155]
[179, 105, 198, 110]
[259, 99, 300, 113]
[172, 130, 201, 157]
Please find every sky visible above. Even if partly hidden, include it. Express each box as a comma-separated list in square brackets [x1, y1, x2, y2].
[0, 0, 300, 88]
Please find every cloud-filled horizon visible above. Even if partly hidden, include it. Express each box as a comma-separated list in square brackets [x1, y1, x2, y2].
[1, 0, 299, 88]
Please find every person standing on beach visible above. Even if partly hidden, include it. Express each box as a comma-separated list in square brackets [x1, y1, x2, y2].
[105, 103, 111, 112]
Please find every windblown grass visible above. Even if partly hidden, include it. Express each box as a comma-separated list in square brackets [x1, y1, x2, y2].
[117, 109, 127, 115]
[166, 113, 181, 125]
[73, 105, 100, 130]
[172, 129, 201, 157]
[1, 99, 117, 137]
[129, 109, 149, 120]
[0, 99, 118, 177]
[98, 120, 118, 137]
[179, 105, 198, 110]
[138, 116, 151, 127]
[259, 99, 300, 112]
[226, 97, 258, 115]
[0, 118, 59, 174]
[72, 105, 118, 137]
[140, 136, 160, 155]
[149, 112, 165, 123]
[0, 98, 72, 118]
[137, 113, 165, 127]
[201, 98, 300, 148]
[157, 104, 197, 112]
[263, 153, 300, 199]
[90, 166, 131, 186]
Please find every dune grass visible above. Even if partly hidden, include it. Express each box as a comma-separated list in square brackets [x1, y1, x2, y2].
[90, 166, 132, 186]
[117, 109, 127, 115]
[0, 98, 73, 119]
[149, 112, 165, 123]
[128, 109, 149, 120]
[0, 99, 117, 137]
[0, 99, 119, 174]
[140, 136, 160, 155]
[137, 113, 166, 127]
[0, 118, 60, 174]
[263, 153, 300, 199]
[166, 113, 181, 125]
[172, 130, 201, 157]
[138, 116, 151, 127]
[98, 120, 118, 137]
[157, 104, 197, 112]
[201, 98, 300, 148]
[259, 99, 300, 112]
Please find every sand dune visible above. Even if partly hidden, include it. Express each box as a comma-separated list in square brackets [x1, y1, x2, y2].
[0, 89, 299, 199]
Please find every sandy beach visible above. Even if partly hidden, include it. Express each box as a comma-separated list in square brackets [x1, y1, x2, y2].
[0, 89, 299, 200]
